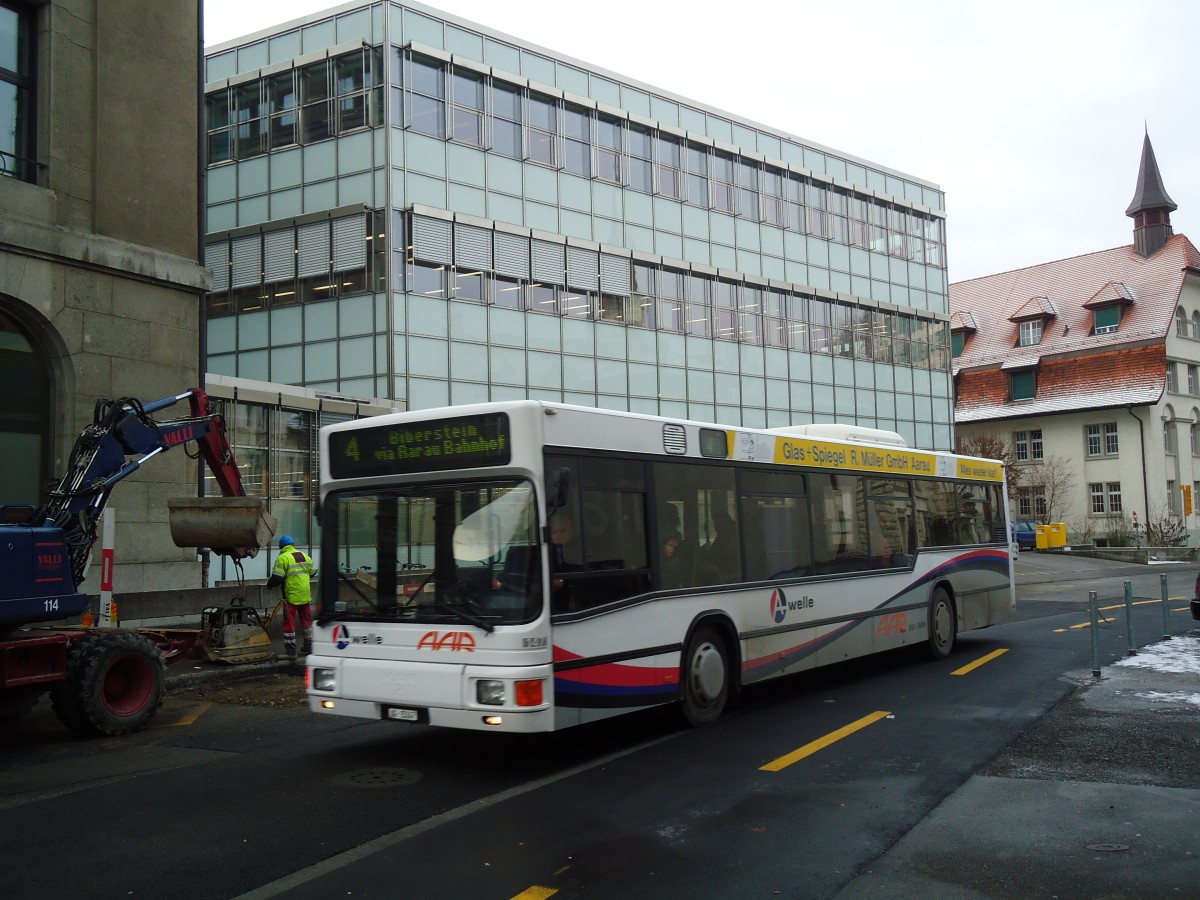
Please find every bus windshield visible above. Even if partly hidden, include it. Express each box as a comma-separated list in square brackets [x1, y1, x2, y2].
[321, 479, 542, 627]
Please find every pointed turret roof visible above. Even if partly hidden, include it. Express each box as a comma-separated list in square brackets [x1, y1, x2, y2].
[1126, 130, 1177, 217]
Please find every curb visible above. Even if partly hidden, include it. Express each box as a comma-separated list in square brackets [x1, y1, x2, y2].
[165, 655, 304, 689]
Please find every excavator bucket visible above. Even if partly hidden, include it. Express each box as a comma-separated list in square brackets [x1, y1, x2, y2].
[167, 497, 278, 559]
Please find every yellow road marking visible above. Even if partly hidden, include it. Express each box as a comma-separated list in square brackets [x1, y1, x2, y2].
[760, 710, 891, 772]
[511, 888, 557, 900]
[951, 648, 1008, 675]
[156, 702, 212, 727]
[1056, 597, 1189, 632]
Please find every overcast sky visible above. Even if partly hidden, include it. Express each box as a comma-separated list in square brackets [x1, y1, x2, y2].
[204, 0, 1200, 284]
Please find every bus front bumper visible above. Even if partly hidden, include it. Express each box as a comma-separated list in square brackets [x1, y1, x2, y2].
[305, 655, 556, 733]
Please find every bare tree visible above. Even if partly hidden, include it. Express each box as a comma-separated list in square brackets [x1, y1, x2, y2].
[956, 434, 1022, 499]
[1026, 454, 1077, 525]
[1144, 505, 1189, 547]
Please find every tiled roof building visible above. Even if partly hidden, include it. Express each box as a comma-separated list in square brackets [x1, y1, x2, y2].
[950, 133, 1200, 537]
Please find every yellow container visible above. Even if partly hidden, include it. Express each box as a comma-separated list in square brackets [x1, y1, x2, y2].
[1035, 524, 1050, 550]
[1048, 523, 1067, 548]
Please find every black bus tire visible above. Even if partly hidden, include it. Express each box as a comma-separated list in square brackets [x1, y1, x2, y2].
[927, 587, 957, 660]
[680, 625, 729, 727]
[50, 632, 164, 737]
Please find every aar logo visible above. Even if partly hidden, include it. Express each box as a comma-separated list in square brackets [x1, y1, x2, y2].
[417, 631, 476, 652]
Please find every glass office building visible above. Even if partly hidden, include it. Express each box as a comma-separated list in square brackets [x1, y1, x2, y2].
[202, 0, 954, 540]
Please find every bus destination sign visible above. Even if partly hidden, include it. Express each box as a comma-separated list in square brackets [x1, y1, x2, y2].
[328, 412, 511, 478]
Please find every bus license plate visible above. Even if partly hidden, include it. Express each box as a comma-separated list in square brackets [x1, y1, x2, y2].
[386, 707, 420, 722]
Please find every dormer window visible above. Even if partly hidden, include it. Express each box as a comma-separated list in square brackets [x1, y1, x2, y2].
[1094, 305, 1120, 335]
[1018, 319, 1043, 347]
[1083, 283, 1133, 338]
[1009, 296, 1056, 348]
[949, 310, 978, 359]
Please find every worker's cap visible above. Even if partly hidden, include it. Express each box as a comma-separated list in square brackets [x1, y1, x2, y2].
[278, 534, 296, 548]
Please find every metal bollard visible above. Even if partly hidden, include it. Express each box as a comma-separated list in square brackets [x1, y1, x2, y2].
[1089, 590, 1100, 678]
[1161, 572, 1171, 640]
[1123, 580, 1137, 656]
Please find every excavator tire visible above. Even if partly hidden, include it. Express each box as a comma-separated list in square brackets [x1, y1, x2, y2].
[50, 632, 164, 737]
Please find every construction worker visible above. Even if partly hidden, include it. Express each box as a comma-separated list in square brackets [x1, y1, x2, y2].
[266, 534, 315, 660]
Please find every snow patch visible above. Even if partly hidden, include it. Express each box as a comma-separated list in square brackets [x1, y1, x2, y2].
[1134, 691, 1200, 707]
[1114, 635, 1200, 675]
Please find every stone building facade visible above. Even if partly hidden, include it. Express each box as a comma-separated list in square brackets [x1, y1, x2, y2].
[0, 0, 209, 590]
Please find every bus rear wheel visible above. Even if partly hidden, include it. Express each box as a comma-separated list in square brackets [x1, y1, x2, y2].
[927, 587, 956, 660]
[680, 626, 729, 727]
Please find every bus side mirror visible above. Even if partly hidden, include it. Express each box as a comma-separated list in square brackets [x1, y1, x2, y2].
[547, 467, 571, 511]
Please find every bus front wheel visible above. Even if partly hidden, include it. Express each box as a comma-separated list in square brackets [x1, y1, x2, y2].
[927, 587, 956, 660]
[680, 626, 729, 726]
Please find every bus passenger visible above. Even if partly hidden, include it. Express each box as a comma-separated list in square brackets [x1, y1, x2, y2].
[550, 517, 574, 568]
[660, 530, 686, 588]
[550, 515, 582, 610]
[699, 509, 738, 584]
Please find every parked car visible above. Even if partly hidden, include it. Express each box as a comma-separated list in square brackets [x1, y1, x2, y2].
[1013, 520, 1038, 550]
[1192, 571, 1200, 622]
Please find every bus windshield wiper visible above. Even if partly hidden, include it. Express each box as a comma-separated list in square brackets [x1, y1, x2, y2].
[432, 598, 495, 633]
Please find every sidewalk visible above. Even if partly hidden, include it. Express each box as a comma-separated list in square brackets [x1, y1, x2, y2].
[837, 629, 1200, 898]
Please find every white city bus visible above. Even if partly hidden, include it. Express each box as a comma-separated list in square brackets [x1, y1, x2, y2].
[307, 401, 1013, 732]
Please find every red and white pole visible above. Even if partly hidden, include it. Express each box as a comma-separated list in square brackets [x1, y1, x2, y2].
[99, 507, 116, 626]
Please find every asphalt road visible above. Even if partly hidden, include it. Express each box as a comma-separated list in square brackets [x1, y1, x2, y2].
[2, 554, 1197, 899]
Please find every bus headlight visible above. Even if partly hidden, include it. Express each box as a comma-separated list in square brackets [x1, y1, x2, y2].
[476, 679, 506, 706]
[312, 668, 337, 692]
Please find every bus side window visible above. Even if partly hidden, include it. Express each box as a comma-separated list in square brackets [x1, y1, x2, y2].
[580, 489, 647, 570]
[988, 483, 1008, 542]
[811, 474, 867, 572]
[914, 479, 958, 548]
[957, 484, 991, 546]
[549, 457, 651, 610]
[867, 478, 913, 568]
[652, 462, 739, 589]
[738, 469, 810, 581]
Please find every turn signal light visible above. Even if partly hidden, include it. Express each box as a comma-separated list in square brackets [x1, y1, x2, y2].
[515, 679, 543, 707]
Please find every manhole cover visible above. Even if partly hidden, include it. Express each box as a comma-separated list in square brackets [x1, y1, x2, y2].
[1086, 842, 1130, 852]
[333, 767, 423, 788]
